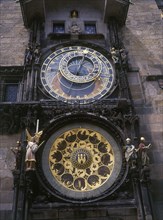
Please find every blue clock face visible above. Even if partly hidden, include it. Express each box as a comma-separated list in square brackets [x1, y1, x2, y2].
[40, 46, 115, 104]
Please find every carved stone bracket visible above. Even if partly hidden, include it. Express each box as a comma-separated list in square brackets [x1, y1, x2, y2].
[0, 98, 136, 135]
[12, 170, 21, 188]
[0, 103, 42, 134]
[24, 43, 41, 67]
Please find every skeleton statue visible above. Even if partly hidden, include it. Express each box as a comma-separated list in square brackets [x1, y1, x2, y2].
[110, 47, 128, 66]
[110, 47, 119, 64]
[25, 128, 43, 171]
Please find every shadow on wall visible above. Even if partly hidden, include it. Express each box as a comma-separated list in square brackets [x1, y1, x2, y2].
[122, 26, 162, 76]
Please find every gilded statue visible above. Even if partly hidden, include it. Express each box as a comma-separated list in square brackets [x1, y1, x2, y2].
[25, 126, 43, 171]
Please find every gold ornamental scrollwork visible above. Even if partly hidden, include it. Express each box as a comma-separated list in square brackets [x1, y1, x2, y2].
[49, 128, 115, 191]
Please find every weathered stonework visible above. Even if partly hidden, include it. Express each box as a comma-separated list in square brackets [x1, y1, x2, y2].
[123, 0, 163, 69]
[0, 0, 29, 66]
[0, 133, 21, 219]
[0, 4, 28, 216]
[123, 1, 163, 219]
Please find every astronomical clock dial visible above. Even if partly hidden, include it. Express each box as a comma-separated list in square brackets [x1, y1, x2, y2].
[40, 46, 115, 104]
[40, 123, 124, 202]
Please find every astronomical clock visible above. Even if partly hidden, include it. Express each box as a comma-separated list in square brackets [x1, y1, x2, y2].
[36, 43, 128, 203]
[7, 8, 135, 207]
[40, 45, 115, 104]
[6, 2, 153, 220]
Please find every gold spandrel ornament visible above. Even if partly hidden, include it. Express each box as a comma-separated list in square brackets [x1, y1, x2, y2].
[49, 128, 114, 191]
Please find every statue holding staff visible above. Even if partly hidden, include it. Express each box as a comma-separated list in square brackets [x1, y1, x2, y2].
[25, 120, 43, 171]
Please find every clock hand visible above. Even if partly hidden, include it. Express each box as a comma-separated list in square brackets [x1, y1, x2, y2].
[67, 81, 74, 94]
[76, 55, 85, 75]
[76, 50, 88, 75]
[67, 53, 87, 95]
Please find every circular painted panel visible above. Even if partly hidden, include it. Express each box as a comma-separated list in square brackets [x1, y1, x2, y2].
[41, 122, 123, 201]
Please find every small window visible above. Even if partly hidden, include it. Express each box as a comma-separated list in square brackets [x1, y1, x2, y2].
[53, 23, 65, 33]
[4, 84, 18, 102]
[84, 23, 96, 34]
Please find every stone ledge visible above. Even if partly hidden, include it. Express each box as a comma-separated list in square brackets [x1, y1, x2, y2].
[0, 191, 13, 204]
[0, 203, 12, 211]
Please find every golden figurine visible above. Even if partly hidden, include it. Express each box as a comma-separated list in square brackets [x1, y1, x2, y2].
[70, 10, 78, 18]
[25, 120, 43, 171]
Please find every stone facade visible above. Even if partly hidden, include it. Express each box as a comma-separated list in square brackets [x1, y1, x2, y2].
[123, 1, 163, 219]
[0, 0, 28, 219]
[0, 134, 21, 219]
[0, 0, 163, 220]
[0, 0, 28, 66]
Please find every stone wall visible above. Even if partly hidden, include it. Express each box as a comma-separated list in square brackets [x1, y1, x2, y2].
[0, 0, 28, 219]
[0, 133, 21, 219]
[123, 0, 163, 219]
[30, 207, 137, 220]
[0, 0, 29, 66]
